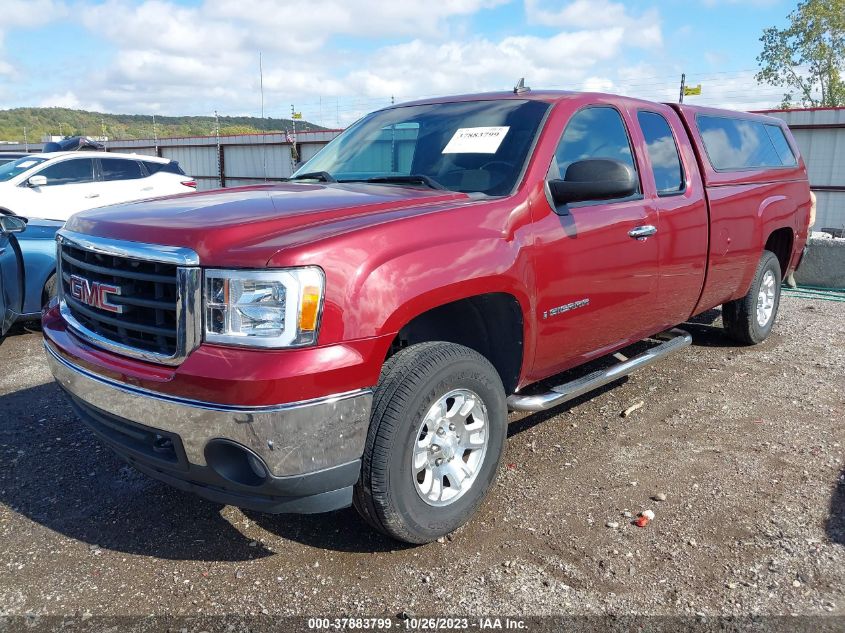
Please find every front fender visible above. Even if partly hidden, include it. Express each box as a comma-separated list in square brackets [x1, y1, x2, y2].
[346, 234, 532, 339]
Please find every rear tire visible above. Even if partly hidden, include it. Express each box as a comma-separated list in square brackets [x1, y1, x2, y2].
[354, 342, 507, 544]
[722, 250, 782, 345]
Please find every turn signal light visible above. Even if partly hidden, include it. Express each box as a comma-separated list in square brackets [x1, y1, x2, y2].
[299, 285, 322, 331]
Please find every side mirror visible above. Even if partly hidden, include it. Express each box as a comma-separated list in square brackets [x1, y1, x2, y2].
[0, 215, 27, 235]
[548, 158, 637, 206]
[27, 175, 47, 188]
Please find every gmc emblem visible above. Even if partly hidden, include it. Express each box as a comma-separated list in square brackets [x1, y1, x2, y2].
[68, 274, 124, 314]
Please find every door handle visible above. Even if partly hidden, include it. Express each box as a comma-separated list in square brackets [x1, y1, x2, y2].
[84, 193, 100, 199]
[628, 225, 657, 240]
[141, 186, 154, 191]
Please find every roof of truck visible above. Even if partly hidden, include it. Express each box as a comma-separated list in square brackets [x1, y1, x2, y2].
[394, 90, 790, 126]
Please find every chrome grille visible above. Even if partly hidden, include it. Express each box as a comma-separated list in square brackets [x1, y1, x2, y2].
[57, 230, 201, 366]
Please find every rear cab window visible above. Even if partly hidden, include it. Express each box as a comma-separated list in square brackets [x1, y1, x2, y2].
[637, 111, 685, 196]
[696, 115, 797, 171]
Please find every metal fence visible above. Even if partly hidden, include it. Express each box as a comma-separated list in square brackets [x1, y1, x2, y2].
[1, 130, 342, 191]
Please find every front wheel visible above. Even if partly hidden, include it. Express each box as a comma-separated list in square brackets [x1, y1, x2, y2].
[722, 250, 782, 345]
[353, 342, 507, 544]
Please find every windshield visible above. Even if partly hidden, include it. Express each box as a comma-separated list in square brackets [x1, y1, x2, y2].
[293, 99, 550, 196]
[0, 156, 47, 182]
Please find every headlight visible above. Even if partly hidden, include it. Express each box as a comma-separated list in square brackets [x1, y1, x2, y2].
[203, 267, 324, 348]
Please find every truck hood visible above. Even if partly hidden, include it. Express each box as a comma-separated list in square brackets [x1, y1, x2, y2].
[64, 182, 472, 266]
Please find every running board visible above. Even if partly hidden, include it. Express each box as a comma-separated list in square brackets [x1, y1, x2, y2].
[507, 328, 692, 412]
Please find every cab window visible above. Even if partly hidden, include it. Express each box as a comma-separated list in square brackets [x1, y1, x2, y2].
[552, 106, 639, 196]
[36, 158, 95, 186]
[637, 111, 685, 195]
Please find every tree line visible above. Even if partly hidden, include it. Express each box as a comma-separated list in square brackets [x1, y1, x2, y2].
[0, 107, 326, 143]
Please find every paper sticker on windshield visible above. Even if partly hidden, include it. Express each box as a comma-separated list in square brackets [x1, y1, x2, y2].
[17, 160, 38, 168]
[442, 126, 510, 154]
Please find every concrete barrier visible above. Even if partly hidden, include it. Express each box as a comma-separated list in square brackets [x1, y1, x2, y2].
[794, 236, 845, 289]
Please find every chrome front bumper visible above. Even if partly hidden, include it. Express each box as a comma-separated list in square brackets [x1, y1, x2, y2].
[44, 340, 373, 479]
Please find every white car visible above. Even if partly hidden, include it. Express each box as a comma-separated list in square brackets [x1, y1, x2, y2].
[0, 152, 197, 221]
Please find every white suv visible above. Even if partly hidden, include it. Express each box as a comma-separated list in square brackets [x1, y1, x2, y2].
[0, 152, 197, 221]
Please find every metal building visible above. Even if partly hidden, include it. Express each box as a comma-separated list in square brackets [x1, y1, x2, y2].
[756, 107, 845, 232]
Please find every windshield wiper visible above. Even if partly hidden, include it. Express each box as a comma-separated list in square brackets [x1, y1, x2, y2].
[289, 171, 336, 182]
[344, 174, 446, 190]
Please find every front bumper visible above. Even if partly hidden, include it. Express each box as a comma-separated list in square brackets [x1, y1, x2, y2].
[45, 340, 373, 513]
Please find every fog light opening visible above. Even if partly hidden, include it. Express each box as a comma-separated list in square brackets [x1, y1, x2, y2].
[204, 439, 269, 487]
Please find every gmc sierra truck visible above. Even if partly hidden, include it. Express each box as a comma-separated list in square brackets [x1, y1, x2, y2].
[43, 90, 812, 543]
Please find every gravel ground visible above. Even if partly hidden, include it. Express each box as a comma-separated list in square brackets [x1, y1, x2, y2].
[0, 296, 842, 624]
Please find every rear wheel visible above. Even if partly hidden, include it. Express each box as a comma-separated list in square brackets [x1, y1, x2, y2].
[354, 342, 507, 544]
[722, 250, 782, 345]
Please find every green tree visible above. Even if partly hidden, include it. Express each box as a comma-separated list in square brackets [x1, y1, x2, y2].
[756, 0, 845, 107]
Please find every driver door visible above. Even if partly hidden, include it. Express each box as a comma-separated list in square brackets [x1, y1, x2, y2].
[529, 105, 660, 379]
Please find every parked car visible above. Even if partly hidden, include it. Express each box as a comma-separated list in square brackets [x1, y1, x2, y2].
[42, 90, 811, 543]
[0, 152, 31, 167]
[13, 217, 62, 322]
[0, 152, 196, 221]
[0, 214, 27, 340]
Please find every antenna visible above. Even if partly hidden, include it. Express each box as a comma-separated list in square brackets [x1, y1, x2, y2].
[514, 78, 530, 94]
[259, 51, 267, 181]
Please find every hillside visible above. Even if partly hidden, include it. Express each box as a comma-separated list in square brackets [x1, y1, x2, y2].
[0, 107, 327, 142]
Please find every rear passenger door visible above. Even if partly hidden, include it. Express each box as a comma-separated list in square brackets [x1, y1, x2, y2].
[635, 109, 709, 328]
[96, 157, 150, 206]
[530, 105, 660, 378]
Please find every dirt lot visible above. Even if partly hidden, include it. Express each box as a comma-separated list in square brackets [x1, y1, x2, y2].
[0, 296, 842, 623]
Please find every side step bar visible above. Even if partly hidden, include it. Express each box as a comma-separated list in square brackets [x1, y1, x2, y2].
[507, 328, 692, 413]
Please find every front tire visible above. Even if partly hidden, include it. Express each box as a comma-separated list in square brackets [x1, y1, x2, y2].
[722, 250, 782, 345]
[354, 342, 507, 544]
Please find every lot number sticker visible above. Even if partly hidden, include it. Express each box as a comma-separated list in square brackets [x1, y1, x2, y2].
[442, 126, 510, 154]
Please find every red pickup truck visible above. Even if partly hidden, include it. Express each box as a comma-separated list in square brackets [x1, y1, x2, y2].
[43, 90, 811, 543]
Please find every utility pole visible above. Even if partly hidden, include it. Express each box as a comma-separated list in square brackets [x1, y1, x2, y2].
[290, 104, 298, 172]
[100, 117, 108, 150]
[214, 110, 223, 187]
[23, 127, 28, 152]
[152, 114, 159, 155]
[679, 73, 686, 104]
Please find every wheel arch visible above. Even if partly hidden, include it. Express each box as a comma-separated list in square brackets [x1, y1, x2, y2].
[385, 292, 525, 395]
[764, 226, 793, 280]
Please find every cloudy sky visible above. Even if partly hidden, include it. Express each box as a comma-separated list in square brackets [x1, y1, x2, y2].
[0, 0, 794, 126]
